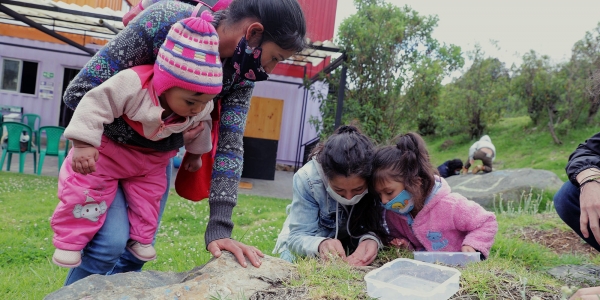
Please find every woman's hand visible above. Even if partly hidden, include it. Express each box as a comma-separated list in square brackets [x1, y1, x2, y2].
[71, 140, 98, 175]
[577, 169, 600, 245]
[318, 239, 346, 261]
[182, 122, 205, 145]
[461, 245, 476, 252]
[569, 286, 600, 300]
[346, 239, 378, 266]
[207, 238, 263, 268]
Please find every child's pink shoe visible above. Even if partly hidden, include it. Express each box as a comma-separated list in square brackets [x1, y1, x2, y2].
[126, 240, 157, 261]
[52, 249, 81, 268]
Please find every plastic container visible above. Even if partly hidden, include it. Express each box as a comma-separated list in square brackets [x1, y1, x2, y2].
[364, 258, 460, 300]
[413, 251, 481, 266]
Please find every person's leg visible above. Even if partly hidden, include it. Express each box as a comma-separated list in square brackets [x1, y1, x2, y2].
[554, 180, 600, 252]
[64, 186, 129, 285]
[480, 155, 493, 173]
[110, 159, 173, 273]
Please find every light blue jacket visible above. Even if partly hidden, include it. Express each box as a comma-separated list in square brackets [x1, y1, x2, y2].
[273, 159, 382, 262]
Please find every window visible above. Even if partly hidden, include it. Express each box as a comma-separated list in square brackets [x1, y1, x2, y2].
[1, 58, 38, 94]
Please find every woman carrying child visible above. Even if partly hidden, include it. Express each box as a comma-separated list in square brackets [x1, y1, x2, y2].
[61, 0, 307, 284]
[372, 132, 498, 258]
[273, 126, 387, 266]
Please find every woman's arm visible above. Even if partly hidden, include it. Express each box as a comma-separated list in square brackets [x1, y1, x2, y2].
[566, 132, 600, 184]
[285, 170, 332, 257]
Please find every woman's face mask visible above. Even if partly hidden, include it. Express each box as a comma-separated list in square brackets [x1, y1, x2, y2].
[384, 190, 414, 214]
[231, 36, 269, 82]
[326, 186, 368, 206]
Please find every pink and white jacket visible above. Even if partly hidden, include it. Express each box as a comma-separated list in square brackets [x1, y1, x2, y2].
[385, 177, 498, 258]
[64, 65, 212, 155]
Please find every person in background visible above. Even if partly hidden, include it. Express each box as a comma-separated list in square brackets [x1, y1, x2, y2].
[462, 135, 496, 174]
[61, 0, 306, 284]
[437, 158, 463, 178]
[273, 126, 387, 266]
[372, 132, 498, 258]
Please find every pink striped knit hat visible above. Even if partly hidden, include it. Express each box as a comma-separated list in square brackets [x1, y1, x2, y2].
[153, 11, 222, 96]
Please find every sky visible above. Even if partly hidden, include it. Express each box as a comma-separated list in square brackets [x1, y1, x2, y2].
[334, 0, 600, 76]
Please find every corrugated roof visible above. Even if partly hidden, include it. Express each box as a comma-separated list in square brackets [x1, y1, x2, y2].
[0, 0, 124, 40]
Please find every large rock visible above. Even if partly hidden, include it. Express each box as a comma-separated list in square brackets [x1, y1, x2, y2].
[445, 168, 564, 207]
[45, 252, 296, 300]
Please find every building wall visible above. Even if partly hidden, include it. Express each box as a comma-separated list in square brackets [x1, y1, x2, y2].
[0, 36, 92, 127]
[253, 75, 326, 166]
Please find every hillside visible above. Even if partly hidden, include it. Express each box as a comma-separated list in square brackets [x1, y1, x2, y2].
[424, 116, 600, 182]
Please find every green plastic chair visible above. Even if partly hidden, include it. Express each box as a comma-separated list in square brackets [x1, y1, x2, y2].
[37, 126, 69, 175]
[0, 122, 37, 173]
[22, 113, 41, 144]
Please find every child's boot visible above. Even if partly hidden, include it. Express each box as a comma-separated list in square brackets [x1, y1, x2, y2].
[472, 165, 483, 174]
[52, 249, 81, 268]
[126, 240, 157, 261]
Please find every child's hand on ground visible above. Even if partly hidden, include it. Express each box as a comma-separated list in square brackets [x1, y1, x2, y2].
[318, 239, 346, 261]
[389, 238, 411, 249]
[461, 245, 476, 252]
[346, 239, 378, 266]
[71, 141, 98, 175]
[182, 153, 202, 172]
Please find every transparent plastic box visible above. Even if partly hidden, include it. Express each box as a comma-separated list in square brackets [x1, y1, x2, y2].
[364, 258, 460, 300]
[413, 251, 481, 266]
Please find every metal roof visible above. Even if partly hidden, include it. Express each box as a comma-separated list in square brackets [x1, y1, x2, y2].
[0, 0, 344, 67]
[0, 0, 124, 41]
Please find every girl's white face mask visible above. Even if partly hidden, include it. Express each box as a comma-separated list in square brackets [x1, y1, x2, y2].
[326, 186, 368, 206]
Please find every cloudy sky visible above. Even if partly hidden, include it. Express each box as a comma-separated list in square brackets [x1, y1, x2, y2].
[334, 0, 600, 74]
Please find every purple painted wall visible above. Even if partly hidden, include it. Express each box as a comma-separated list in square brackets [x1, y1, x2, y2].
[0, 37, 325, 167]
[253, 74, 325, 166]
[0, 36, 92, 127]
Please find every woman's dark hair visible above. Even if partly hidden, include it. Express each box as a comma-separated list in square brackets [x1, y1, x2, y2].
[447, 159, 463, 172]
[311, 126, 386, 248]
[219, 0, 307, 52]
[372, 132, 437, 213]
[311, 125, 374, 181]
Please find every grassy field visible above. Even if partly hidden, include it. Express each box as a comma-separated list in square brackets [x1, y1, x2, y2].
[424, 116, 600, 182]
[2, 116, 600, 299]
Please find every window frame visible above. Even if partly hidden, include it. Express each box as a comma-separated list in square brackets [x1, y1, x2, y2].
[0, 58, 39, 95]
[1, 58, 23, 93]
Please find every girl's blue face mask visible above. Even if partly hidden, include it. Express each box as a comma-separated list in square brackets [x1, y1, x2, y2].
[384, 190, 414, 214]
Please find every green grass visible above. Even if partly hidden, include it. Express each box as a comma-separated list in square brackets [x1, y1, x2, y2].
[3, 116, 600, 299]
[0, 172, 289, 299]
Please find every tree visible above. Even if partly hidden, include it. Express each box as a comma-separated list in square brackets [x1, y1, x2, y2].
[438, 45, 509, 139]
[512, 50, 563, 144]
[570, 23, 600, 124]
[310, 0, 462, 142]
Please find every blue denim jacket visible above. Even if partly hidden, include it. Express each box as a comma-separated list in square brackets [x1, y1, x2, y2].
[273, 160, 381, 262]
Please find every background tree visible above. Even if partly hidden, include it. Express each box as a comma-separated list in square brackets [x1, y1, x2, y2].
[438, 45, 509, 139]
[310, 0, 462, 142]
[512, 51, 564, 144]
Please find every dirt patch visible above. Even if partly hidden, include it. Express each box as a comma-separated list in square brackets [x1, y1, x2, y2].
[519, 227, 599, 257]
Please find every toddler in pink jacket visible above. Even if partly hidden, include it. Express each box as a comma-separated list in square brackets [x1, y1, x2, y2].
[372, 133, 498, 258]
[51, 12, 222, 268]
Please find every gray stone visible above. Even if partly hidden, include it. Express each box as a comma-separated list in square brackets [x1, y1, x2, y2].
[547, 265, 600, 286]
[445, 168, 564, 207]
[45, 252, 296, 300]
